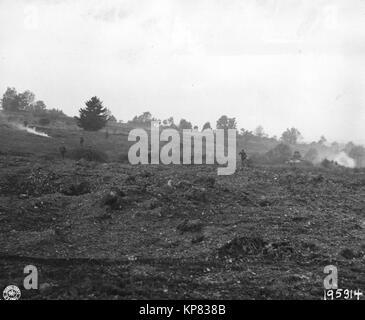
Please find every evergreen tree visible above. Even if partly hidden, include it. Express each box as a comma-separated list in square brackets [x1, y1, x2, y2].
[75, 96, 108, 131]
[202, 122, 211, 130]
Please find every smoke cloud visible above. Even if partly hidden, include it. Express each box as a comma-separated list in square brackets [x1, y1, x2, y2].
[13, 123, 50, 138]
[332, 151, 356, 168]
[0, 113, 50, 138]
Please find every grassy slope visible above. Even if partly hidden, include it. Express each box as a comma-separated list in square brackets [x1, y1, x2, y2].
[0, 121, 131, 162]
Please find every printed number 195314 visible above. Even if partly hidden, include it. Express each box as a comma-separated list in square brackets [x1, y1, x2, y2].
[324, 289, 363, 300]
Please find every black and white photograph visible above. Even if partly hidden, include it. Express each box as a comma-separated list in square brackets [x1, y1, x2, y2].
[0, 0, 364, 306]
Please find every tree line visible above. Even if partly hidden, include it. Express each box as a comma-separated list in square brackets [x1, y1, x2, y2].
[2, 89, 364, 166]
[0, 89, 328, 145]
[0, 87, 65, 120]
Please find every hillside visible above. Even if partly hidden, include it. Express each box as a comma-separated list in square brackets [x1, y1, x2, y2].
[0, 111, 299, 161]
[0, 115, 364, 299]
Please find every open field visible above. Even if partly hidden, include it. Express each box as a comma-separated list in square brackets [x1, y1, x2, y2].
[0, 124, 364, 300]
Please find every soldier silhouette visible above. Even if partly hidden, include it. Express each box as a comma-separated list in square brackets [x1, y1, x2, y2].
[239, 148, 247, 167]
[59, 144, 67, 159]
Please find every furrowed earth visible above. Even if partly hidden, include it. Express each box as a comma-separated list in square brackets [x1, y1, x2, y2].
[0, 126, 364, 299]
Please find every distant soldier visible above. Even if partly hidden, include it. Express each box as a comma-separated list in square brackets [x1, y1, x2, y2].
[288, 151, 302, 166]
[59, 144, 67, 159]
[105, 130, 109, 139]
[80, 136, 84, 147]
[86, 145, 93, 161]
[23, 120, 28, 127]
[239, 149, 247, 166]
[292, 151, 302, 161]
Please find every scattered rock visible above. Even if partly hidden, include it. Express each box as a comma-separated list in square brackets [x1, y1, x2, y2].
[263, 241, 294, 258]
[185, 187, 207, 202]
[310, 174, 324, 184]
[340, 248, 362, 260]
[141, 198, 159, 210]
[125, 175, 136, 184]
[301, 241, 319, 251]
[150, 207, 163, 217]
[194, 176, 216, 188]
[95, 212, 113, 221]
[191, 234, 205, 244]
[218, 236, 267, 258]
[177, 219, 203, 233]
[76, 159, 89, 167]
[61, 181, 91, 196]
[138, 171, 151, 178]
[130, 265, 156, 277]
[283, 274, 310, 283]
[39, 282, 52, 292]
[258, 196, 271, 207]
[100, 188, 126, 210]
[175, 180, 192, 189]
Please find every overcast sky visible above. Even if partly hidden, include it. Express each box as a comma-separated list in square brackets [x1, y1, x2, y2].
[0, 0, 364, 144]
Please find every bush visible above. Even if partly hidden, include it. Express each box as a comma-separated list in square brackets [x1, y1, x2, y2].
[321, 158, 338, 169]
[248, 144, 292, 165]
[38, 117, 51, 126]
[68, 148, 108, 163]
[265, 143, 292, 163]
[248, 152, 267, 165]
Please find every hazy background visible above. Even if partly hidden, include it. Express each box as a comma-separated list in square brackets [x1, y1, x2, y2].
[0, 0, 364, 144]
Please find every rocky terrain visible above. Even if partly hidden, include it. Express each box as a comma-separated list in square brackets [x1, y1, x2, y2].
[0, 150, 364, 299]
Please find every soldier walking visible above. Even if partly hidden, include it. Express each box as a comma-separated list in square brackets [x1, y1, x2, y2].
[239, 148, 247, 167]
[59, 144, 67, 159]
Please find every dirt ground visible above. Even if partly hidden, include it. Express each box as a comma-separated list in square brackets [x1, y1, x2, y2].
[0, 155, 364, 299]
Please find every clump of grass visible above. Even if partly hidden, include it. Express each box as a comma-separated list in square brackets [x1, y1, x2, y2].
[68, 147, 108, 163]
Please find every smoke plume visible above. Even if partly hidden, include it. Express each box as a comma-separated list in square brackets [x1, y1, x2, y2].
[332, 151, 355, 168]
[14, 123, 50, 138]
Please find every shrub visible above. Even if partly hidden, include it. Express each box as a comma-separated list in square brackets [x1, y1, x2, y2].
[248, 152, 267, 164]
[265, 143, 292, 163]
[321, 158, 338, 169]
[248, 144, 292, 165]
[38, 117, 51, 126]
